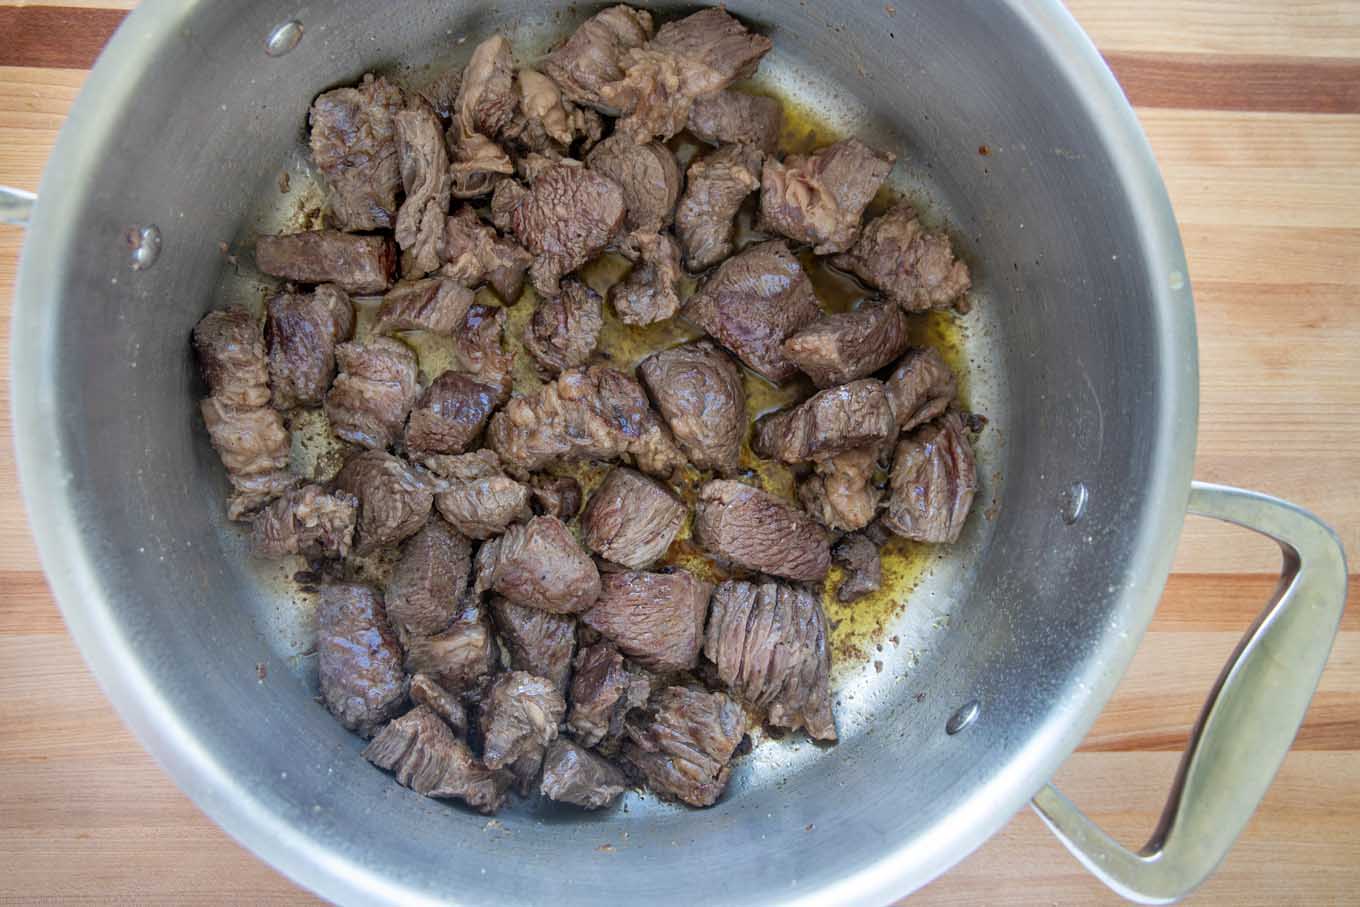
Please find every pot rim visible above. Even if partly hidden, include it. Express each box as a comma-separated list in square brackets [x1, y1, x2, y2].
[10, 0, 1198, 903]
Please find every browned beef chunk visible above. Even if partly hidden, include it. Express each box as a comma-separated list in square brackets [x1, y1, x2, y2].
[451, 303, 514, 405]
[831, 532, 881, 603]
[479, 671, 566, 773]
[325, 337, 420, 450]
[674, 144, 763, 272]
[637, 340, 745, 474]
[608, 231, 681, 326]
[446, 36, 516, 199]
[250, 484, 358, 560]
[529, 474, 582, 520]
[265, 285, 355, 410]
[333, 449, 433, 555]
[540, 738, 629, 809]
[623, 686, 745, 807]
[394, 100, 452, 277]
[586, 134, 681, 237]
[487, 366, 686, 479]
[704, 579, 835, 741]
[194, 307, 272, 407]
[256, 230, 396, 296]
[884, 346, 958, 433]
[543, 5, 654, 110]
[566, 643, 650, 751]
[686, 90, 782, 152]
[409, 673, 468, 737]
[402, 595, 499, 693]
[309, 75, 404, 231]
[318, 584, 406, 737]
[694, 480, 830, 581]
[373, 278, 475, 337]
[884, 412, 977, 543]
[580, 468, 685, 569]
[419, 67, 462, 120]
[474, 515, 600, 614]
[753, 379, 896, 465]
[783, 301, 911, 389]
[832, 202, 971, 311]
[491, 159, 626, 297]
[582, 569, 711, 673]
[422, 449, 531, 540]
[404, 372, 499, 458]
[362, 705, 509, 813]
[523, 278, 604, 378]
[600, 9, 772, 143]
[508, 68, 602, 151]
[384, 518, 472, 638]
[799, 447, 881, 532]
[490, 595, 576, 694]
[440, 206, 533, 305]
[760, 138, 896, 254]
[681, 240, 821, 385]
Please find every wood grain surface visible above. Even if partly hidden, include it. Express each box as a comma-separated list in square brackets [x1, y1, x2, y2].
[1, 2, 1357, 903]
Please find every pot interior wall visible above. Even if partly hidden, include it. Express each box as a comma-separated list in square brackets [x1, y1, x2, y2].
[21, 1, 1187, 903]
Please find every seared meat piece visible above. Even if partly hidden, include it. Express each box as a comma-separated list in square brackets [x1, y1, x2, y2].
[540, 738, 629, 809]
[404, 371, 500, 458]
[490, 159, 626, 297]
[623, 686, 745, 808]
[798, 447, 880, 532]
[637, 340, 745, 474]
[523, 278, 604, 378]
[409, 673, 469, 737]
[373, 278, 475, 337]
[783, 301, 911, 389]
[194, 306, 271, 408]
[529, 474, 582, 520]
[694, 480, 830, 581]
[333, 449, 433, 555]
[608, 231, 681, 327]
[566, 643, 651, 751]
[681, 240, 821, 384]
[884, 412, 978, 544]
[255, 230, 396, 295]
[585, 134, 681, 237]
[675, 144, 763, 272]
[419, 66, 462, 120]
[422, 449, 531, 540]
[479, 671, 566, 772]
[325, 337, 420, 450]
[362, 706, 509, 813]
[318, 584, 406, 737]
[884, 346, 958, 432]
[394, 100, 452, 277]
[474, 515, 600, 614]
[760, 138, 896, 254]
[309, 74, 404, 231]
[704, 579, 835, 741]
[440, 206, 533, 305]
[402, 596, 499, 693]
[686, 90, 782, 152]
[447, 36, 516, 199]
[250, 484, 358, 560]
[490, 595, 576, 694]
[487, 365, 686, 479]
[510, 68, 601, 150]
[752, 379, 896, 464]
[581, 570, 711, 673]
[831, 532, 882, 603]
[451, 303, 515, 405]
[542, 5, 654, 110]
[600, 9, 772, 143]
[384, 518, 472, 638]
[580, 467, 685, 569]
[832, 203, 971, 311]
[265, 285, 355, 410]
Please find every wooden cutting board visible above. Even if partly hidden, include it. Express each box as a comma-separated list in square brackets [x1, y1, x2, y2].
[0, 2, 1355, 903]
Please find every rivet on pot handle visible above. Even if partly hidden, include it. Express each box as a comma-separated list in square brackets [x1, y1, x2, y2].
[1033, 482, 1348, 903]
[1, 186, 36, 227]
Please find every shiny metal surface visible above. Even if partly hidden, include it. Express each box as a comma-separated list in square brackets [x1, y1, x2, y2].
[1034, 482, 1349, 904]
[9, 0, 1260, 903]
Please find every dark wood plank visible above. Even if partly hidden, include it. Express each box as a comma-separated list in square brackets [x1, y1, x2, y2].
[0, 6, 126, 70]
[1106, 52, 1360, 113]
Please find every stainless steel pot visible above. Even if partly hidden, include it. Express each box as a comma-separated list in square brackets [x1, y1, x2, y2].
[7, 1, 1348, 904]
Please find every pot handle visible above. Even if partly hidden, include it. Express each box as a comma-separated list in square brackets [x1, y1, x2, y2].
[1032, 481, 1348, 904]
[1, 185, 35, 226]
